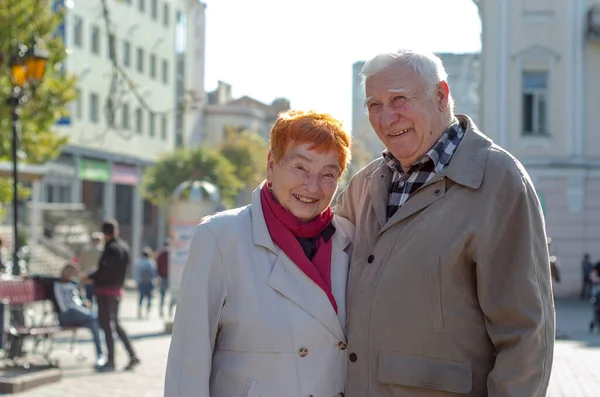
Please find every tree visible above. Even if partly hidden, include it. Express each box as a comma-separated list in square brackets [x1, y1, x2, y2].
[0, 0, 77, 210]
[218, 126, 269, 190]
[141, 146, 244, 208]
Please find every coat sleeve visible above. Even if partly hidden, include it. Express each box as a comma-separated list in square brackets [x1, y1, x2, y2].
[334, 174, 359, 224]
[474, 169, 554, 397]
[164, 223, 228, 397]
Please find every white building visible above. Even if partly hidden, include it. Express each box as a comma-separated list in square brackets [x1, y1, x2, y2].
[351, 53, 480, 160]
[42, 0, 207, 257]
[477, 0, 600, 296]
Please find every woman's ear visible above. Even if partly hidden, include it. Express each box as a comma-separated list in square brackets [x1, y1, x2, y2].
[266, 150, 275, 180]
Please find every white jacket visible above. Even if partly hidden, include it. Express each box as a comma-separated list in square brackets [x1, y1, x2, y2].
[164, 186, 354, 397]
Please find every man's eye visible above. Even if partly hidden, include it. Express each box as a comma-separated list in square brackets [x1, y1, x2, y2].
[393, 96, 406, 102]
[368, 102, 380, 110]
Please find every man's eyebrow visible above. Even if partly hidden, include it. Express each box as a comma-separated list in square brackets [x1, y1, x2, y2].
[389, 88, 411, 95]
[364, 88, 412, 107]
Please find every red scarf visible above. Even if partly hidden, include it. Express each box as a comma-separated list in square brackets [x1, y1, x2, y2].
[260, 184, 337, 313]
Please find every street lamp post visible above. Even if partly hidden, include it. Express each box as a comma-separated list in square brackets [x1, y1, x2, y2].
[6, 38, 48, 275]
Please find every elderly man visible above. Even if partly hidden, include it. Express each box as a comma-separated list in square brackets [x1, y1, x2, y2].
[335, 49, 554, 396]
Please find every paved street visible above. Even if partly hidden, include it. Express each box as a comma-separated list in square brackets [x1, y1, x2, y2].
[18, 290, 171, 397]
[14, 294, 600, 396]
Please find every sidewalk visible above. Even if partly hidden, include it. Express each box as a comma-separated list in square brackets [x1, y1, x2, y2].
[547, 297, 600, 397]
[16, 290, 172, 397]
[13, 295, 600, 396]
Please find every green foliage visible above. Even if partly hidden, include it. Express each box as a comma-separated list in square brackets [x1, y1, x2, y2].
[0, 0, 77, 211]
[141, 146, 244, 208]
[218, 126, 269, 189]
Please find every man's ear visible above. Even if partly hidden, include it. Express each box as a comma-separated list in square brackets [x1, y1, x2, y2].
[437, 81, 450, 111]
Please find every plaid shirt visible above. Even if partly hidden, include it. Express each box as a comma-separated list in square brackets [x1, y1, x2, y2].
[384, 121, 464, 219]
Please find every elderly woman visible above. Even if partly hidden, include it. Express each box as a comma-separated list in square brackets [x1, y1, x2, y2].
[164, 110, 353, 397]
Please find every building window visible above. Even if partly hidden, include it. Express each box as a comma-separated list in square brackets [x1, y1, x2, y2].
[122, 103, 130, 130]
[163, 3, 170, 26]
[522, 71, 548, 135]
[138, 0, 145, 13]
[161, 115, 168, 140]
[149, 112, 156, 137]
[161, 59, 169, 84]
[150, 54, 157, 79]
[90, 92, 99, 123]
[73, 15, 83, 47]
[135, 108, 143, 134]
[91, 24, 100, 55]
[151, 0, 158, 20]
[123, 40, 131, 67]
[108, 34, 117, 62]
[137, 47, 144, 73]
[74, 88, 82, 119]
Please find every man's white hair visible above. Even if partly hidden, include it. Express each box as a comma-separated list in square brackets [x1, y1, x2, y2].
[360, 49, 454, 110]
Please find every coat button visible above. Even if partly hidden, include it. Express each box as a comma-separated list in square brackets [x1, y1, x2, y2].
[349, 352, 358, 362]
[338, 341, 347, 350]
[367, 254, 374, 263]
[434, 189, 441, 196]
[299, 347, 308, 357]
[336, 393, 345, 397]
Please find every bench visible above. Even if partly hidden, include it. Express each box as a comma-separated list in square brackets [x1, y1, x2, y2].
[0, 277, 86, 367]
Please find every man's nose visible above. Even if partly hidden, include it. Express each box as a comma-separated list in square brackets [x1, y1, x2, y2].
[381, 106, 400, 128]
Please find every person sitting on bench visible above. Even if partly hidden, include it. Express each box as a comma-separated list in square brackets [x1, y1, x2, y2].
[32, 264, 105, 368]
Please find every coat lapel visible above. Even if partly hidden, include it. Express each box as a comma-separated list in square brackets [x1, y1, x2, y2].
[369, 165, 392, 230]
[268, 252, 346, 342]
[378, 174, 447, 236]
[251, 184, 347, 342]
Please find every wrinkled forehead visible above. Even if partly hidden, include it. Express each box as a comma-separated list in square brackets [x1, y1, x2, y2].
[364, 65, 425, 97]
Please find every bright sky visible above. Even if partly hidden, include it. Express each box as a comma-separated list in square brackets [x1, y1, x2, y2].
[204, 0, 482, 132]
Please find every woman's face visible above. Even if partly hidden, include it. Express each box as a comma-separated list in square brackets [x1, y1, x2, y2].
[266, 143, 342, 223]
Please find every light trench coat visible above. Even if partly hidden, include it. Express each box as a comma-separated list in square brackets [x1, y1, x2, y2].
[335, 115, 555, 397]
[164, 185, 354, 397]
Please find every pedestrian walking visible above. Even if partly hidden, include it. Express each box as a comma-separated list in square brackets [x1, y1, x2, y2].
[134, 247, 157, 319]
[86, 218, 140, 372]
[155, 239, 173, 317]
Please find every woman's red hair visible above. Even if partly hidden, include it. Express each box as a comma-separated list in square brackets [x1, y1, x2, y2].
[270, 110, 352, 173]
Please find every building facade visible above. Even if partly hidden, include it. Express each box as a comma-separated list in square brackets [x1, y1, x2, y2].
[477, 0, 600, 296]
[43, 0, 207, 259]
[202, 81, 290, 147]
[351, 53, 481, 161]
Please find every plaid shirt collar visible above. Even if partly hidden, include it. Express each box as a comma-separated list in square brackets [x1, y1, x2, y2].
[383, 120, 463, 175]
[383, 120, 464, 219]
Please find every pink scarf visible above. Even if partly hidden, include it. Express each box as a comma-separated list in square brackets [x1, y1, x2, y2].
[260, 184, 337, 312]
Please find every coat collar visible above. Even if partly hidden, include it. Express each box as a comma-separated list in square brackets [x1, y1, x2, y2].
[444, 114, 492, 190]
[250, 182, 349, 342]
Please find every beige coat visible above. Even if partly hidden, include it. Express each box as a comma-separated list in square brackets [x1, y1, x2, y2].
[164, 186, 354, 397]
[335, 115, 554, 397]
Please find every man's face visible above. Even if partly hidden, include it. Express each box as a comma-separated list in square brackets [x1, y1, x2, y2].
[365, 63, 448, 170]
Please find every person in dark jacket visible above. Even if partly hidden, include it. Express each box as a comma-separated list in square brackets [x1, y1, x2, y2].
[155, 239, 173, 317]
[32, 264, 105, 367]
[86, 218, 140, 372]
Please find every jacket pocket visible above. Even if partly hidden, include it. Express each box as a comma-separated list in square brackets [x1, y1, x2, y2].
[378, 352, 472, 394]
[426, 255, 444, 329]
[210, 369, 260, 397]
